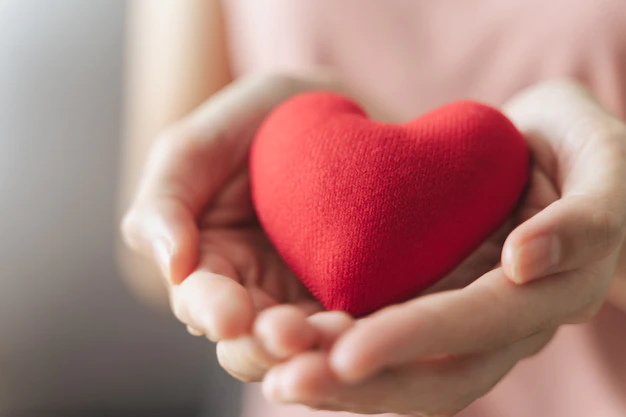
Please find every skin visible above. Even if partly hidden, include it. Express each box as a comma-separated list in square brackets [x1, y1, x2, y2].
[257, 82, 626, 415]
[120, 1, 626, 415]
[117, 0, 232, 306]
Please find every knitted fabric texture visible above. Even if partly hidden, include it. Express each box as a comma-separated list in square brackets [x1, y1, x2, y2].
[250, 92, 529, 316]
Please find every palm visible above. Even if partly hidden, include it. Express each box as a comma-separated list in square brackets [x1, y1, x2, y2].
[197, 164, 317, 312]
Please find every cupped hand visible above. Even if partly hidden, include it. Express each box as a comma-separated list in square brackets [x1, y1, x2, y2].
[257, 80, 626, 415]
[122, 73, 352, 380]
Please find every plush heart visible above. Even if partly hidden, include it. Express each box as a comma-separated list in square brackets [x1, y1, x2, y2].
[249, 92, 529, 316]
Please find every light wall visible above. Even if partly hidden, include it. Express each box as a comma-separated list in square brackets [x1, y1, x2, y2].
[0, 1, 240, 415]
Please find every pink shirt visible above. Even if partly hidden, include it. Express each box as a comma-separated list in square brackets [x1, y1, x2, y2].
[222, 1, 626, 416]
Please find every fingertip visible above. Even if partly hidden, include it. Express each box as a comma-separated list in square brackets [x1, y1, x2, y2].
[173, 271, 255, 341]
[328, 309, 407, 383]
[307, 311, 355, 349]
[328, 325, 378, 384]
[263, 352, 334, 403]
[502, 228, 560, 284]
[186, 325, 204, 337]
[217, 336, 276, 383]
[209, 279, 256, 340]
[307, 310, 353, 327]
[261, 366, 283, 402]
[501, 239, 522, 284]
[502, 223, 538, 285]
[255, 305, 316, 359]
[124, 200, 200, 285]
[328, 342, 367, 384]
[167, 216, 200, 285]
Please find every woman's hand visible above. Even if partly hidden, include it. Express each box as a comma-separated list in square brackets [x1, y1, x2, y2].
[121, 72, 356, 381]
[257, 80, 626, 416]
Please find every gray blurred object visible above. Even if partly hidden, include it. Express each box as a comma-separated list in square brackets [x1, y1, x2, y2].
[0, 1, 240, 416]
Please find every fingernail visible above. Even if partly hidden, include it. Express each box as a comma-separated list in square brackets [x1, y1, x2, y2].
[514, 235, 560, 283]
[153, 237, 172, 281]
[186, 325, 204, 337]
[262, 369, 283, 402]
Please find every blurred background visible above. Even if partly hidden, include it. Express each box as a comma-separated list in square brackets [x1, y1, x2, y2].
[0, 1, 240, 416]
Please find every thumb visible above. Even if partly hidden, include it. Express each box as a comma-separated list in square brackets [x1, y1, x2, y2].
[122, 193, 199, 285]
[502, 80, 626, 283]
[120, 75, 291, 284]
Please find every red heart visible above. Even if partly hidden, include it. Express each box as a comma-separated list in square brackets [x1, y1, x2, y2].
[250, 92, 529, 316]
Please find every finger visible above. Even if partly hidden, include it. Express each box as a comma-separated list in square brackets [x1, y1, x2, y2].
[186, 325, 204, 337]
[217, 336, 277, 383]
[171, 259, 255, 341]
[253, 307, 346, 359]
[265, 331, 552, 414]
[330, 262, 612, 382]
[504, 194, 626, 283]
[122, 196, 199, 285]
[254, 305, 318, 359]
[307, 311, 355, 349]
[262, 352, 338, 406]
[502, 80, 626, 283]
